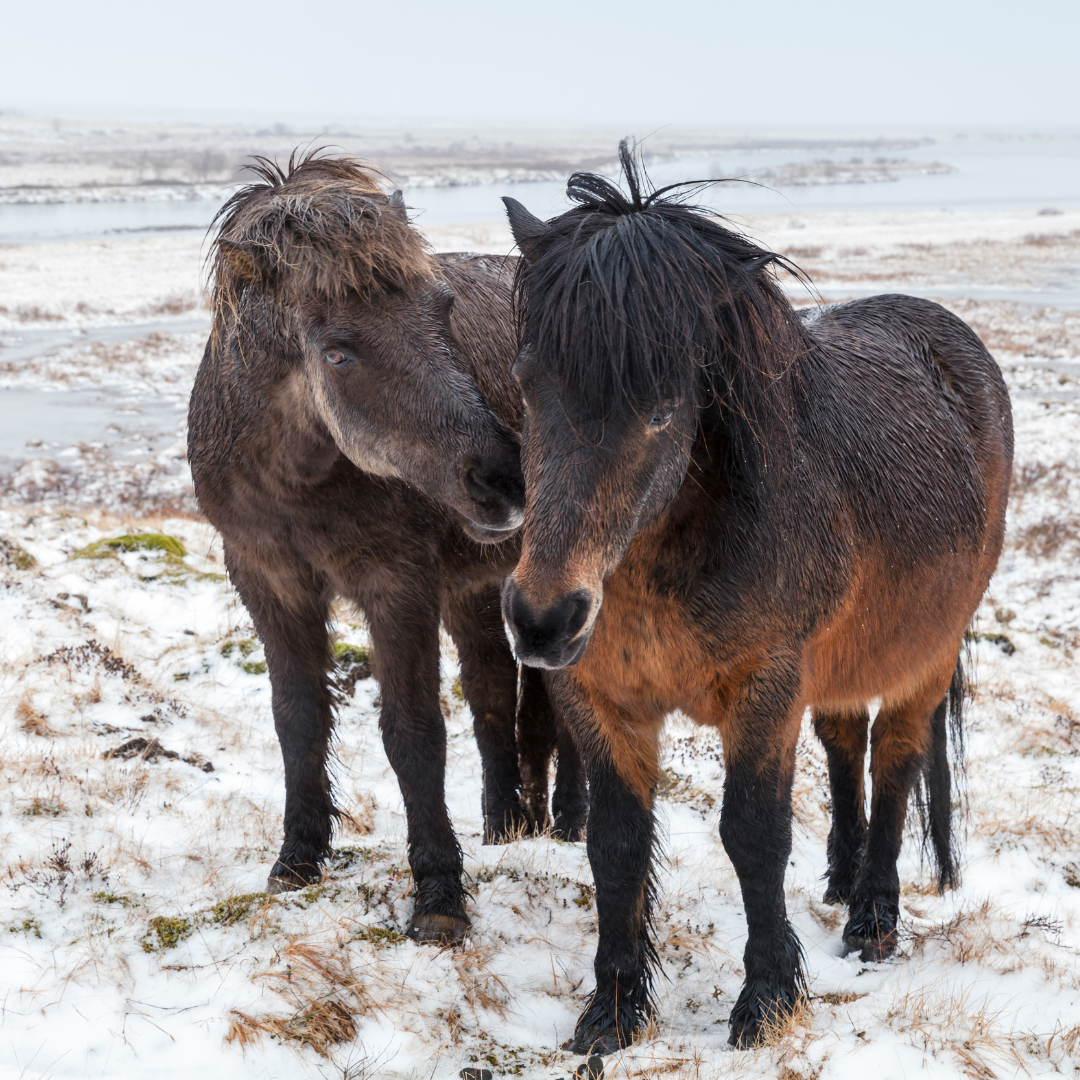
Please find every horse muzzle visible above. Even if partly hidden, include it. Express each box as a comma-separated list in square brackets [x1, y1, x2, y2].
[454, 447, 525, 541]
[501, 578, 596, 669]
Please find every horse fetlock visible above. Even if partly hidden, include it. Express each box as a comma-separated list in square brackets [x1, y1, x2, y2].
[552, 807, 587, 843]
[483, 802, 529, 845]
[566, 989, 647, 1056]
[407, 872, 469, 945]
[822, 862, 860, 906]
[842, 894, 899, 960]
[266, 853, 323, 894]
[728, 975, 804, 1049]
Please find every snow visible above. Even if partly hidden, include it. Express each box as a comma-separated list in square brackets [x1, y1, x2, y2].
[0, 209, 1079, 1079]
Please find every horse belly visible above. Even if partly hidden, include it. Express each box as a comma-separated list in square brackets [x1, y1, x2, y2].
[806, 548, 988, 708]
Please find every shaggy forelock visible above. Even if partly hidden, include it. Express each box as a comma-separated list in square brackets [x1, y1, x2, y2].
[514, 142, 811, 468]
[209, 150, 435, 312]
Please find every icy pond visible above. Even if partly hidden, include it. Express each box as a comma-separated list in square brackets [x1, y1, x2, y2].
[2, 133, 1080, 244]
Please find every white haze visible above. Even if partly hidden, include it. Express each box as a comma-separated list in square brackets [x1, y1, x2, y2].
[1, 0, 1078, 130]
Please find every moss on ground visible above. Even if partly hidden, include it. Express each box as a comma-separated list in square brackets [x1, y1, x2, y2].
[141, 916, 193, 952]
[205, 893, 273, 927]
[74, 532, 188, 560]
[0, 537, 37, 570]
[333, 643, 369, 665]
[93, 891, 137, 908]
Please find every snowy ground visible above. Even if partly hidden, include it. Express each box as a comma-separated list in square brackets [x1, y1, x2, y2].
[0, 210, 1079, 1079]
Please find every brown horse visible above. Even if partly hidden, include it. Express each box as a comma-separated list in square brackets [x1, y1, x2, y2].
[187, 153, 586, 944]
[500, 145, 1012, 1051]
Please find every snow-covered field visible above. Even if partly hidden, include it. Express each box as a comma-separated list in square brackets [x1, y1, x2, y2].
[1, 208, 1079, 1079]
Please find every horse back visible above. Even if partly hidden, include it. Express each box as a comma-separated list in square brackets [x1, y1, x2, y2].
[801, 294, 1012, 558]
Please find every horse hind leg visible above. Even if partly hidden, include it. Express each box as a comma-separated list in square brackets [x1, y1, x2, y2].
[444, 584, 526, 844]
[517, 666, 589, 841]
[551, 706, 588, 841]
[844, 672, 952, 961]
[812, 707, 869, 905]
[516, 665, 555, 833]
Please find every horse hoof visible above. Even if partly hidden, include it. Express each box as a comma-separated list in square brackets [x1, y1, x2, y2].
[552, 818, 586, 843]
[844, 931, 897, 962]
[821, 885, 847, 906]
[727, 1018, 762, 1049]
[483, 810, 528, 845]
[266, 865, 321, 895]
[563, 1025, 623, 1056]
[407, 912, 470, 945]
[573, 1055, 606, 1078]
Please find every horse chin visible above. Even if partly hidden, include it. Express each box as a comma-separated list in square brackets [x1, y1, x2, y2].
[515, 630, 591, 670]
[459, 518, 522, 545]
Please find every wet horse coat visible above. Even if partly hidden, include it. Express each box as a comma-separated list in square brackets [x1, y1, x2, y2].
[188, 154, 586, 944]
[501, 148, 1012, 1050]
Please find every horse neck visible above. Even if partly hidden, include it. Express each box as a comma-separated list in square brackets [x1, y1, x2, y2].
[438, 256, 521, 431]
[213, 292, 338, 487]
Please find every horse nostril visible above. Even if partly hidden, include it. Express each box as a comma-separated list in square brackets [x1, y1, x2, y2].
[464, 464, 524, 508]
[504, 582, 595, 667]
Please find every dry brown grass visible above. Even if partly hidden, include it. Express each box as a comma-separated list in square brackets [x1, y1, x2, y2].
[230, 937, 377, 1057]
[1014, 515, 1080, 559]
[227, 1000, 357, 1057]
[15, 697, 56, 736]
[453, 943, 510, 1018]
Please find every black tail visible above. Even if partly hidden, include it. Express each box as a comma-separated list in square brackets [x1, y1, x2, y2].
[914, 654, 967, 891]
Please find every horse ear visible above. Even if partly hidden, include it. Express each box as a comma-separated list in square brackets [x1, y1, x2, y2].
[216, 239, 266, 284]
[502, 196, 546, 257]
[744, 252, 777, 274]
[387, 189, 408, 222]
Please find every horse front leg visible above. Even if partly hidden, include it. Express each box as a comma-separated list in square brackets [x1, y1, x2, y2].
[444, 583, 525, 843]
[367, 573, 468, 943]
[555, 680, 661, 1055]
[228, 553, 336, 892]
[721, 669, 806, 1048]
[812, 707, 869, 905]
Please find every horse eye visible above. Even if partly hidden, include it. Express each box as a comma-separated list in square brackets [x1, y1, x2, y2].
[325, 350, 350, 366]
[649, 403, 675, 429]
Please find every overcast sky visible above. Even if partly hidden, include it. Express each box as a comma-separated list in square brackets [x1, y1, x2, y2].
[2, 0, 1077, 130]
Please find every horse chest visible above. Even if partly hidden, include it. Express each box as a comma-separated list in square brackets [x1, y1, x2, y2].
[577, 572, 714, 715]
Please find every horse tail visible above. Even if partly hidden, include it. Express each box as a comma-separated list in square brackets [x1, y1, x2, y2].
[915, 652, 968, 892]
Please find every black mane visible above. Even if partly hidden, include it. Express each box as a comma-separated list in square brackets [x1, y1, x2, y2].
[515, 141, 810, 466]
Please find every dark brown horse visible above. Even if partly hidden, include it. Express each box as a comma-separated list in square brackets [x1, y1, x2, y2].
[500, 145, 1012, 1051]
[187, 153, 586, 944]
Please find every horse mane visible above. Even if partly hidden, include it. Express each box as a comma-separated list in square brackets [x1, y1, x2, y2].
[208, 149, 435, 321]
[515, 141, 810, 471]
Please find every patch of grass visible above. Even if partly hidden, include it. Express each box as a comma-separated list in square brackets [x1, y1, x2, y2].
[140, 915, 193, 952]
[205, 893, 273, 927]
[331, 846, 387, 871]
[0, 537, 37, 570]
[22, 797, 64, 817]
[352, 925, 407, 948]
[965, 630, 1016, 656]
[73, 532, 187, 561]
[818, 990, 867, 1005]
[220, 637, 267, 675]
[451, 676, 465, 702]
[8, 918, 42, 939]
[333, 643, 369, 665]
[16, 700, 54, 736]
[93, 891, 137, 908]
[228, 1001, 357, 1058]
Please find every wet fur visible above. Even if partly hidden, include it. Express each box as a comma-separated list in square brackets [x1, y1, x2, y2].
[503, 145, 1012, 1050]
[189, 153, 586, 938]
